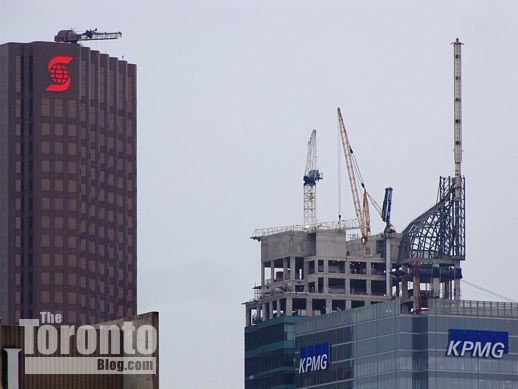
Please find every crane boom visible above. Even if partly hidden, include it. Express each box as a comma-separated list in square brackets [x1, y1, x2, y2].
[303, 130, 322, 227]
[55, 29, 122, 44]
[337, 108, 367, 240]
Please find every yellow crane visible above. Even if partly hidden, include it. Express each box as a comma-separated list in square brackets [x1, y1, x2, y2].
[337, 107, 381, 242]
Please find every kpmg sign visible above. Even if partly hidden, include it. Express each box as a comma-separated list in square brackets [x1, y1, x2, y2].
[298, 343, 330, 374]
[446, 329, 508, 359]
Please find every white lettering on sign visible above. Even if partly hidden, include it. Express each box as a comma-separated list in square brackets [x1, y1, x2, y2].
[446, 340, 506, 359]
[4, 348, 21, 389]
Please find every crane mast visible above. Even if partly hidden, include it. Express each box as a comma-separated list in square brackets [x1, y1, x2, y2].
[337, 108, 368, 240]
[453, 38, 463, 203]
[303, 130, 323, 228]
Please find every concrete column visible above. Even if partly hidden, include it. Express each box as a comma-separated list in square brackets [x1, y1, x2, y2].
[262, 304, 267, 320]
[276, 300, 281, 318]
[346, 300, 352, 309]
[345, 279, 351, 295]
[246, 307, 251, 326]
[367, 279, 372, 295]
[286, 298, 293, 316]
[432, 263, 440, 298]
[268, 301, 273, 320]
[304, 260, 309, 287]
[307, 298, 312, 316]
[445, 280, 451, 299]
[261, 261, 265, 286]
[454, 261, 461, 300]
[283, 258, 288, 280]
[323, 276, 328, 294]
[402, 265, 409, 300]
[290, 256, 296, 280]
[322, 260, 329, 294]
[325, 299, 332, 314]
[385, 237, 392, 298]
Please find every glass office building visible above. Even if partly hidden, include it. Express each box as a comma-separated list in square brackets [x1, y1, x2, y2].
[245, 316, 304, 389]
[295, 299, 518, 389]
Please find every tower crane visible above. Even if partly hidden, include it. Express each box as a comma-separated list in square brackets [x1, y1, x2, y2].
[303, 130, 323, 228]
[337, 107, 388, 242]
[54, 29, 122, 44]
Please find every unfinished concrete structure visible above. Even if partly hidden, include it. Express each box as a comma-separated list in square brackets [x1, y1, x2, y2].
[244, 39, 466, 325]
[244, 226, 402, 326]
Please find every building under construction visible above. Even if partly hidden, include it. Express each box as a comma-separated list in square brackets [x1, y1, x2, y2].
[243, 40, 518, 389]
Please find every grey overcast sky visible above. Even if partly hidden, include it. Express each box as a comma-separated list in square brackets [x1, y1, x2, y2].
[2, 0, 518, 387]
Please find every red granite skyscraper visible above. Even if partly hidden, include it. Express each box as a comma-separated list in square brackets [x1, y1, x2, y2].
[0, 41, 137, 324]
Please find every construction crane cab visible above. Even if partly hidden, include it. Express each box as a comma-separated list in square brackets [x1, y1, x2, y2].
[303, 169, 322, 187]
[54, 29, 122, 44]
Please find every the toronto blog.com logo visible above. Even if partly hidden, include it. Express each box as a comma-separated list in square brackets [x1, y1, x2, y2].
[4, 311, 157, 381]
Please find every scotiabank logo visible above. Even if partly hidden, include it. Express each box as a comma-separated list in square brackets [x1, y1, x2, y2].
[45, 56, 74, 92]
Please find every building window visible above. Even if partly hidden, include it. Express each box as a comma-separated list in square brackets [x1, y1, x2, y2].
[68, 236, 77, 249]
[41, 216, 50, 228]
[54, 198, 63, 211]
[54, 292, 63, 304]
[54, 235, 64, 248]
[67, 162, 77, 173]
[41, 179, 50, 191]
[55, 254, 63, 266]
[41, 272, 50, 284]
[41, 254, 50, 266]
[55, 273, 63, 285]
[67, 143, 77, 155]
[68, 100, 77, 118]
[68, 293, 77, 304]
[42, 198, 50, 210]
[41, 99, 50, 116]
[67, 217, 77, 230]
[41, 123, 50, 135]
[41, 291, 50, 303]
[41, 160, 50, 172]
[54, 217, 63, 229]
[41, 235, 50, 247]
[54, 180, 63, 192]
[55, 123, 64, 136]
[41, 141, 50, 154]
[54, 99, 63, 117]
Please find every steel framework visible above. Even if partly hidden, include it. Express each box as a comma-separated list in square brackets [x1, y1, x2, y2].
[399, 176, 465, 260]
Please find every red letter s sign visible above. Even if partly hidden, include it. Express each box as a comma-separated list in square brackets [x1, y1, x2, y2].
[45, 56, 74, 92]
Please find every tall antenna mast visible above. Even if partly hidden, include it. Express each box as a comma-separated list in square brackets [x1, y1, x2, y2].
[452, 38, 463, 202]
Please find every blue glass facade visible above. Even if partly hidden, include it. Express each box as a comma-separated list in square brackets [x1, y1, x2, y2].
[295, 300, 518, 388]
[245, 316, 304, 389]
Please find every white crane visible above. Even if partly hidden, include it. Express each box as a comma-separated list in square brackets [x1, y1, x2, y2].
[303, 130, 323, 228]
